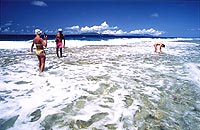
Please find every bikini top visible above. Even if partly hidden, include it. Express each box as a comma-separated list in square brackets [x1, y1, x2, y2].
[33, 38, 43, 49]
[55, 34, 64, 42]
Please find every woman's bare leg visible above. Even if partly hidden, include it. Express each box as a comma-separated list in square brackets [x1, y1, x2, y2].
[37, 56, 41, 70]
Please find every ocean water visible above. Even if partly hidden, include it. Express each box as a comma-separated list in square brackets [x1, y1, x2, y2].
[0, 37, 200, 130]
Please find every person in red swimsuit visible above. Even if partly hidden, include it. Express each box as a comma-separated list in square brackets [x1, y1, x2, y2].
[30, 29, 47, 72]
[55, 28, 65, 57]
[154, 41, 165, 53]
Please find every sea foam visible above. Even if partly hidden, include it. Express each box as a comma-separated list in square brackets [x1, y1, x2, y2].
[0, 38, 200, 130]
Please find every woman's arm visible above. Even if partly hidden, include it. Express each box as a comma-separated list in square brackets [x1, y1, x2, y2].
[153, 43, 157, 52]
[30, 42, 34, 52]
[41, 37, 47, 48]
[55, 35, 58, 43]
[63, 35, 65, 47]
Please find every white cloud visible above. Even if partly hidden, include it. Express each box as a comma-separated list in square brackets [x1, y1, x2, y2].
[45, 30, 54, 33]
[65, 22, 121, 35]
[2, 28, 10, 33]
[102, 27, 163, 36]
[187, 28, 200, 31]
[116, 30, 127, 35]
[65, 26, 80, 30]
[101, 22, 109, 29]
[31, 1, 47, 7]
[114, 26, 118, 29]
[60, 21, 164, 36]
[71, 26, 80, 30]
[130, 28, 164, 36]
[1, 21, 13, 28]
[80, 26, 91, 32]
[5, 22, 12, 26]
[102, 29, 127, 35]
[80, 21, 109, 33]
[150, 13, 159, 18]
[102, 30, 117, 35]
[0, 20, 164, 36]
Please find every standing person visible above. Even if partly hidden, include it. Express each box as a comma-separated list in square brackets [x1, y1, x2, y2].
[55, 28, 65, 57]
[154, 42, 165, 53]
[30, 29, 47, 72]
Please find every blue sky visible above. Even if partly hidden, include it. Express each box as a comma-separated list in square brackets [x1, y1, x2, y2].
[0, 0, 199, 37]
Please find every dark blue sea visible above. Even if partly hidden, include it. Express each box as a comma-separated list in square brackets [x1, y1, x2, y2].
[0, 34, 165, 41]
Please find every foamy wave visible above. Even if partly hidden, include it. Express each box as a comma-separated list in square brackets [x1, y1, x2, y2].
[0, 38, 198, 49]
[185, 63, 200, 86]
[0, 38, 200, 130]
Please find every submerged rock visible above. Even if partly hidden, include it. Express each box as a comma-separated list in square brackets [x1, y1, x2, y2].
[14, 81, 31, 85]
[104, 123, 117, 129]
[61, 103, 74, 113]
[76, 119, 93, 129]
[134, 106, 150, 122]
[99, 104, 110, 108]
[90, 112, 108, 123]
[86, 76, 104, 82]
[40, 113, 65, 130]
[77, 59, 92, 65]
[149, 110, 166, 120]
[194, 102, 200, 112]
[123, 95, 133, 107]
[103, 97, 114, 103]
[29, 109, 41, 122]
[76, 112, 109, 129]
[0, 115, 19, 130]
[134, 105, 168, 130]
[109, 84, 118, 93]
[61, 99, 86, 114]
[75, 100, 86, 110]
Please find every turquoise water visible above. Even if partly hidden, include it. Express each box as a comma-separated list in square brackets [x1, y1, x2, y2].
[0, 38, 200, 130]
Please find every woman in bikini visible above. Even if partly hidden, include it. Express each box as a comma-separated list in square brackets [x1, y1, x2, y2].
[55, 28, 65, 58]
[30, 29, 47, 72]
[154, 41, 165, 53]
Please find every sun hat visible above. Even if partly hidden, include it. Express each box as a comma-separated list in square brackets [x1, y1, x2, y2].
[58, 28, 62, 32]
[35, 29, 42, 35]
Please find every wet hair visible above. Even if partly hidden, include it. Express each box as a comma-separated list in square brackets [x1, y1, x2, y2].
[161, 44, 165, 47]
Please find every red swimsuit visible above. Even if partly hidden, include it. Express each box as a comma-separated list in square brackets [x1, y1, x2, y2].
[56, 34, 64, 48]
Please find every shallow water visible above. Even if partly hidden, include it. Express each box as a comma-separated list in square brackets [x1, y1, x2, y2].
[0, 38, 200, 130]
